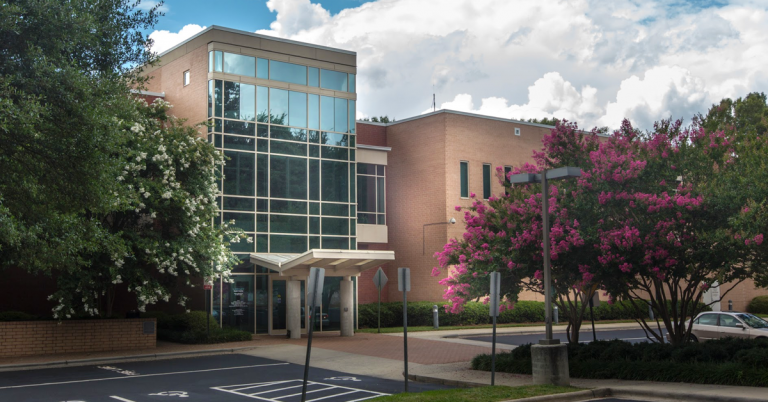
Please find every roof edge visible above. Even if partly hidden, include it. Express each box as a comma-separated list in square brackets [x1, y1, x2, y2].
[357, 144, 392, 152]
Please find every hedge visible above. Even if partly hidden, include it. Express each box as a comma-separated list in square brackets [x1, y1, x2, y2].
[747, 296, 768, 314]
[358, 300, 710, 328]
[144, 310, 251, 344]
[472, 338, 768, 387]
[0, 311, 40, 321]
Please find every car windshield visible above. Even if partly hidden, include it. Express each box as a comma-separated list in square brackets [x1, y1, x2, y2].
[736, 313, 768, 329]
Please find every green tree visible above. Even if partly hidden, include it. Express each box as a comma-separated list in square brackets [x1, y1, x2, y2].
[362, 116, 394, 123]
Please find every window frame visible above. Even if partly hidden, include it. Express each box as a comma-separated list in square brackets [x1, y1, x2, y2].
[460, 161, 469, 199]
[183, 70, 190, 86]
[482, 163, 491, 200]
[515, 127, 521, 136]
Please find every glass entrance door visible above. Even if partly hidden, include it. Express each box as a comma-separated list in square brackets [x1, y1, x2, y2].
[272, 280, 286, 332]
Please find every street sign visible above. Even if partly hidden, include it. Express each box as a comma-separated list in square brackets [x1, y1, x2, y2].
[204, 284, 213, 290]
[373, 267, 388, 290]
[489, 272, 501, 317]
[307, 267, 326, 309]
[397, 267, 410, 292]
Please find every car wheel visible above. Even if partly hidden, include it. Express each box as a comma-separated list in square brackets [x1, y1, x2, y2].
[689, 334, 699, 343]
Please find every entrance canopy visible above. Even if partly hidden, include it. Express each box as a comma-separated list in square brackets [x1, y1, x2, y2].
[250, 249, 395, 277]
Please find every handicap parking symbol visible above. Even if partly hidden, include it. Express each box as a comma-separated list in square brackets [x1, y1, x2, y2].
[149, 391, 189, 397]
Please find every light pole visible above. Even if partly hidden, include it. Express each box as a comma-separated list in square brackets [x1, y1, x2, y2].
[422, 218, 456, 255]
[508, 166, 581, 386]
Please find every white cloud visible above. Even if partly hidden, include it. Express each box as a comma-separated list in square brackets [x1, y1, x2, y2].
[148, 24, 206, 55]
[249, 0, 768, 130]
[135, 0, 169, 13]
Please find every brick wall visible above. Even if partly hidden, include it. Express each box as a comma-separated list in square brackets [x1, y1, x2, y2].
[0, 319, 156, 358]
[357, 122, 387, 146]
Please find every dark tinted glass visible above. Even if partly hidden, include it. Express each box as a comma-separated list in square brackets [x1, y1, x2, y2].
[223, 135, 255, 151]
[310, 236, 320, 249]
[223, 151, 255, 196]
[214, 80, 223, 117]
[320, 132, 348, 146]
[320, 69, 348, 91]
[460, 162, 468, 198]
[269, 60, 307, 86]
[322, 237, 349, 250]
[483, 164, 491, 199]
[377, 177, 385, 213]
[321, 146, 348, 161]
[322, 218, 349, 235]
[257, 198, 268, 212]
[309, 159, 320, 200]
[270, 155, 307, 200]
[223, 197, 254, 211]
[270, 215, 307, 234]
[256, 86, 268, 123]
[224, 120, 256, 136]
[357, 176, 375, 212]
[322, 203, 349, 217]
[257, 235, 268, 252]
[271, 140, 307, 157]
[357, 163, 376, 175]
[309, 202, 320, 215]
[349, 100, 356, 134]
[309, 145, 319, 158]
[271, 235, 307, 253]
[257, 124, 268, 138]
[270, 200, 307, 214]
[257, 214, 268, 232]
[309, 217, 320, 234]
[377, 165, 385, 176]
[321, 161, 348, 202]
[223, 212, 255, 231]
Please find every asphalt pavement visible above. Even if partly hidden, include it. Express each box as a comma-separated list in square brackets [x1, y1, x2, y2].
[0, 354, 449, 402]
[465, 328, 667, 345]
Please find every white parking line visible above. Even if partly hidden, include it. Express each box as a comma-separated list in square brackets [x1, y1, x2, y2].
[109, 397, 136, 402]
[213, 380, 388, 402]
[0, 363, 289, 390]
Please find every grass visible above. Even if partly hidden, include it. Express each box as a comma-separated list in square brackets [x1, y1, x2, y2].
[370, 385, 580, 402]
[356, 319, 640, 334]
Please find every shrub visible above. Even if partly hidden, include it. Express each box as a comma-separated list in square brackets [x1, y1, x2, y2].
[472, 337, 768, 387]
[0, 311, 39, 321]
[142, 311, 173, 329]
[747, 296, 768, 314]
[169, 311, 218, 332]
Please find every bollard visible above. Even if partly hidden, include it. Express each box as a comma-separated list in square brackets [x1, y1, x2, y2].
[433, 305, 439, 329]
[553, 306, 559, 325]
[728, 300, 733, 311]
[648, 303, 654, 320]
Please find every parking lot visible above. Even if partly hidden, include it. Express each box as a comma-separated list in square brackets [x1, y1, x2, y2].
[0, 354, 448, 402]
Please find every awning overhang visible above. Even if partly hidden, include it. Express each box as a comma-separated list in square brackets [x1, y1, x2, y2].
[250, 249, 395, 277]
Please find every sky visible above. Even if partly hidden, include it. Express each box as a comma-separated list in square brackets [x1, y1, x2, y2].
[141, 0, 768, 131]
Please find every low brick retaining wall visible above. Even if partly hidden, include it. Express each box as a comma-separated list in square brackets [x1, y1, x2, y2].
[0, 318, 156, 358]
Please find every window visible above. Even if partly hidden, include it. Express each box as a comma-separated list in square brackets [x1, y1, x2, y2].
[504, 166, 512, 195]
[321, 160, 349, 202]
[483, 164, 491, 199]
[320, 69, 348, 91]
[270, 155, 307, 200]
[224, 82, 255, 121]
[460, 161, 469, 198]
[183, 70, 190, 86]
[223, 53, 255, 77]
[357, 163, 385, 225]
[269, 60, 307, 86]
[719, 314, 742, 328]
[697, 314, 718, 326]
[515, 127, 521, 136]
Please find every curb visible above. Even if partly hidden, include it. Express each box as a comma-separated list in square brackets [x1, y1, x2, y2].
[442, 325, 641, 339]
[0, 346, 258, 372]
[407, 374, 768, 402]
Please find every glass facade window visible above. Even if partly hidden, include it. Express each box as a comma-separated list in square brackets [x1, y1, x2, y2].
[224, 82, 256, 121]
[356, 163, 385, 225]
[320, 96, 335, 132]
[270, 88, 289, 126]
[321, 161, 348, 202]
[335, 98, 348, 134]
[460, 161, 469, 198]
[269, 60, 307, 86]
[308, 67, 319, 87]
[348, 74, 355, 93]
[289, 91, 307, 128]
[270, 155, 307, 200]
[223, 52, 256, 77]
[257, 58, 269, 79]
[214, 51, 223, 72]
[320, 69, 348, 91]
[223, 151, 255, 196]
[483, 163, 491, 199]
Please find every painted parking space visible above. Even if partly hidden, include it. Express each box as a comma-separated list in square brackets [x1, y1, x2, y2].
[0, 354, 446, 401]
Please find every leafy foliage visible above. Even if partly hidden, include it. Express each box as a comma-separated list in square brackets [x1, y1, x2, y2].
[472, 338, 768, 386]
[747, 296, 768, 315]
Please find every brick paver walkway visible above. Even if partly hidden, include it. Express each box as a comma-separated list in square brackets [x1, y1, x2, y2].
[255, 333, 493, 365]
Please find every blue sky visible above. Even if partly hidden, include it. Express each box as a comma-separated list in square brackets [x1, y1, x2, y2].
[143, 0, 768, 131]
[147, 0, 374, 33]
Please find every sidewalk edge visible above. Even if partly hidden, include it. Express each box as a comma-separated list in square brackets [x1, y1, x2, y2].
[0, 346, 258, 372]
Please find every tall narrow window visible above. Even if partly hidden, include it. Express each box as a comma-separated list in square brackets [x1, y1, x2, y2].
[483, 164, 491, 199]
[504, 166, 512, 195]
[460, 161, 469, 198]
[183, 70, 190, 86]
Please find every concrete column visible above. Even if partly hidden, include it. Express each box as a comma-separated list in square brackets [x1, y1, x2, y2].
[287, 280, 301, 339]
[531, 343, 570, 386]
[340, 276, 354, 337]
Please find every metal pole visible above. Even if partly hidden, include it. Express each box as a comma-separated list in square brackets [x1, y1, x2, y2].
[433, 305, 439, 329]
[542, 170, 555, 343]
[301, 270, 320, 402]
[491, 314, 497, 385]
[403, 269, 409, 393]
[589, 298, 596, 342]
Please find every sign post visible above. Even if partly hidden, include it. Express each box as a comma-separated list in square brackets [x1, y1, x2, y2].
[372, 267, 388, 334]
[302, 267, 325, 402]
[398, 267, 411, 393]
[204, 280, 213, 338]
[489, 272, 501, 386]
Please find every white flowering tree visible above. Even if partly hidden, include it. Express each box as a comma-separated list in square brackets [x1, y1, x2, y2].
[48, 98, 245, 318]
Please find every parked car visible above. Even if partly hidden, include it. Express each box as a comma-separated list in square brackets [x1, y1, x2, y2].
[686, 311, 768, 342]
[301, 307, 330, 328]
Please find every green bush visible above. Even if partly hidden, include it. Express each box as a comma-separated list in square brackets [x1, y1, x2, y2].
[472, 337, 768, 386]
[142, 311, 173, 329]
[0, 311, 39, 321]
[168, 311, 218, 332]
[747, 296, 768, 314]
[357, 299, 709, 328]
